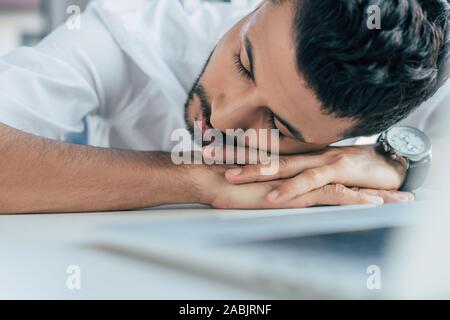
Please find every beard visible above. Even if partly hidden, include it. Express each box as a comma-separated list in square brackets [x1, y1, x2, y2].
[184, 83, 212, 138]
[183, 50, 214, 144]
[183, 48, 232, 148]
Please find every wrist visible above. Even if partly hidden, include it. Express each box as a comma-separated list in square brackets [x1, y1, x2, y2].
[188, 163, 229, 206]
[144, 152, 230, 206]
[148, 152, 206, 205]
[125, 152, 200, 207]
[374, 143, 408, 189]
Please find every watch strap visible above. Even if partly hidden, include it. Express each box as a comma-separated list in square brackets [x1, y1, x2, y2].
[400, 157, 431, 192]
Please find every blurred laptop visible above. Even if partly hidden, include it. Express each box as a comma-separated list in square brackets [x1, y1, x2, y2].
[86, 198, 434, 299]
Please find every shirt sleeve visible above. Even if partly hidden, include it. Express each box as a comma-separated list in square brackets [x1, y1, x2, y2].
[0, 3, 129, 141]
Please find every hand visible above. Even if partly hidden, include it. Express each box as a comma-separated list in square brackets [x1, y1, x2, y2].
[192, 160, 412, 209]
[223, 145, 412, 205]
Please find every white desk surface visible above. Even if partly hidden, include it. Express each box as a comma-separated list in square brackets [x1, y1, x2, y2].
[0, 200, 428, 299]
[0, 206, 273, 299]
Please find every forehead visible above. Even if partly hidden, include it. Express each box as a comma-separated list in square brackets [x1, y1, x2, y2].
[243, 2, 354, 145]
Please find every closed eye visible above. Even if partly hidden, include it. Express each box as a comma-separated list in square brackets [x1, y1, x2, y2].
[233, 53, 253, 81]
[266, 110, 286, 139]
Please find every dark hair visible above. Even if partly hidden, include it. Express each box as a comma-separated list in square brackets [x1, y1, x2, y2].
[291, 0, 450, 137]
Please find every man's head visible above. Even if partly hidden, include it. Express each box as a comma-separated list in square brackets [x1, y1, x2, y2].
[185, 0, 449, 154]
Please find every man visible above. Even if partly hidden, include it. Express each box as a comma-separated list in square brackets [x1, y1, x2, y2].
[0, 0, 448, 213]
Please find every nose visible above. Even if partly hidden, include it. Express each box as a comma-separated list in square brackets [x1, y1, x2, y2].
[209, 91, 265, 133]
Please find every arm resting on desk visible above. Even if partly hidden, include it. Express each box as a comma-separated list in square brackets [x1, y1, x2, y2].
[0, 123, 416, 214]
[0, 123, 202, 214]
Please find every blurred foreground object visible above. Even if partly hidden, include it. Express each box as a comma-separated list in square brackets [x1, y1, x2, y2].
[389, 136, 450, 298]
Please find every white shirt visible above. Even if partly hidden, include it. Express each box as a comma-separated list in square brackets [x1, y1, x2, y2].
[0, 0, 448, 151]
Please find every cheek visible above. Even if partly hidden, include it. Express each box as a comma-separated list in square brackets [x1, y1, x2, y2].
[201, 47, 238, 92]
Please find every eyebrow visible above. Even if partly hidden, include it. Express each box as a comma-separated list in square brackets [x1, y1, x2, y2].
[244, 35, 307, 143]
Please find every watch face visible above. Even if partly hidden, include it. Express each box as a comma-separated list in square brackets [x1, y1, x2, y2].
[386, 126, 431, 160]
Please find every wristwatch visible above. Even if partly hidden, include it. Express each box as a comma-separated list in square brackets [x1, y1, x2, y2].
[377, 126, 432, 192]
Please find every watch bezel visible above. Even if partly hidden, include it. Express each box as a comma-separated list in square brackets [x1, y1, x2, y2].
[383, 126, 432, 162]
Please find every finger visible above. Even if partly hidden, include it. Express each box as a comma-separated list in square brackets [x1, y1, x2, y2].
[358, 188, 415, 203]
[214, 180, 284, 210]
[225, 154, 329, 185]
[266, 165, 337, 204]
[286, 184, 384, 208]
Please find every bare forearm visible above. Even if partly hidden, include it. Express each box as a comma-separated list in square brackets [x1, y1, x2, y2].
[0, 124, 200, 214]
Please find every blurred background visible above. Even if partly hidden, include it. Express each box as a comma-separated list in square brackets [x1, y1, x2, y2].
[0, 0, 249, 144]
[0, 0, 248, 56]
